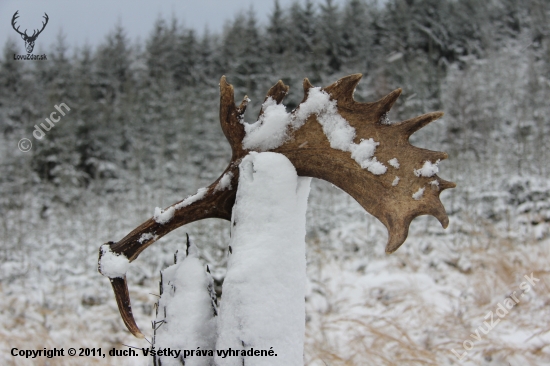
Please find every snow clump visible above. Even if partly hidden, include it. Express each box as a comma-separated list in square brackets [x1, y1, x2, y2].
[174, 187, 208, 210]
[388, 158, 400, 169]
[153, 206, 175, 224]
[243, 97, 290, 150]
[414, 160, 439, 177]
[429, 180, 440, 190]
[99, 244, 130, 278]
[153, 187, 209, 224]
[215, 171, 234, 192]
[138, 233, 155, 244]
[412, 187, 425, 200]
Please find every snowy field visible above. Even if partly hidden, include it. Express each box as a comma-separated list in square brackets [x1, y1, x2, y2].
[1, 155, 549, 365]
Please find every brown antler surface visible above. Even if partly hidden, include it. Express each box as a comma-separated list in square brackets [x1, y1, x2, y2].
[99, 74, 455, 337]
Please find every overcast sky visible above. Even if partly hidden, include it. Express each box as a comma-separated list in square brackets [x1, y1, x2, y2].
[1, 0, 359, 54]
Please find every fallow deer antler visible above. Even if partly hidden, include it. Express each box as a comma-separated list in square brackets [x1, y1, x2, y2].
[98, 74, 455, 338]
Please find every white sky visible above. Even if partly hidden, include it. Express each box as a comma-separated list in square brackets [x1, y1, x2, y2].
[1, 0, 357, 54]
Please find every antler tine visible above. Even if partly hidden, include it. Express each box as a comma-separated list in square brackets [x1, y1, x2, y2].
[385, 215, 413, 254]
[11, 11, 18, 26]
[377, 88, 403, 114]
[438, 178, 456, 191]
[11, 11, 26, 36]
[238, 95, 249, 113]
[323, 73, 363, 107]
[301, 78, 314, 101]
[220, 76, 247, 155]
[34, 13, 49, 37]
[271, 80, 289, 103]
[396, 111, 445, 138]
[429, 199, 450, 228]
[417, 149, 449, 162]
[264, 80, 289, 104]
[109, 276, 144, 338]
[383, 196, 448, 254]
[257, 80, 289, 120]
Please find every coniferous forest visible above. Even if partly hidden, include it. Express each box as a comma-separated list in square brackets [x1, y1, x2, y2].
[1, 0, 550, 365]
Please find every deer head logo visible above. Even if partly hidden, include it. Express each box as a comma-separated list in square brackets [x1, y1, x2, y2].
[11, 10, 49, 54]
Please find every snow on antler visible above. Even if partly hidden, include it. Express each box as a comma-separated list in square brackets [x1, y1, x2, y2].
[98, 74, 455, 337]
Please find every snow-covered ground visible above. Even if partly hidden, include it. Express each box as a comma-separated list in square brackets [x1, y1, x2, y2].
[1, 164, 549, 365]
[304, 173, 550, 365]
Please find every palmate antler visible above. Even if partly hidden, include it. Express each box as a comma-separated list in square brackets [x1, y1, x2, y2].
[98, 74, 455, 338]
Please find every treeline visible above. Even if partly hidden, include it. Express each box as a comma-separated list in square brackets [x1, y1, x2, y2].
[0, 0, 549, 207]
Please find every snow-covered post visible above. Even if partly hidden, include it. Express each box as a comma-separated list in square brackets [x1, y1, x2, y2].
[152, 234, 217, 366]
[99, 74, 455, 364]
[152, 153, 310, 366]
[215, 152, 311, 365]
